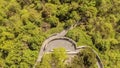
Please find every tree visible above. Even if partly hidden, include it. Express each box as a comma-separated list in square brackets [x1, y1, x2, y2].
[38, 48, 67, 68]
[51, 48, 67, 68]
[66, 27, 93, 46]
[68, 49, 97, 68]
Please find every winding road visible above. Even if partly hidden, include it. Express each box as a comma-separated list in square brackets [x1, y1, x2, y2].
[33, 24, 104, 68]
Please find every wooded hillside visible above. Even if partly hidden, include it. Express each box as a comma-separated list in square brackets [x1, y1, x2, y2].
[0, 0, 120, 68]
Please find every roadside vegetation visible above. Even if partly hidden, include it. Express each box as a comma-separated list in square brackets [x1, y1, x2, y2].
[0, 0, 120, 68]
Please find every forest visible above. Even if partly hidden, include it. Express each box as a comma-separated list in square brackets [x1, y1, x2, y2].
[0, 0, 120, 68]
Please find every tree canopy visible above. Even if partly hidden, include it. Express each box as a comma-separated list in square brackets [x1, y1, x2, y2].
[0, 0, 120, 68]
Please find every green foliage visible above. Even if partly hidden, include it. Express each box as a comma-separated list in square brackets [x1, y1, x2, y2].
[57, 4, 70, 16]
[0, 0, 120, 68]
[39, 54, 52, 68]
[67, 49, 97, 68]
[38, 48, 67, 68]
[51, 48, 67, 68]
[45, 16, 59, 27]
[64, 19, 75, 28]
[45, 3, 57, 15]
[66, 27, 93, 46]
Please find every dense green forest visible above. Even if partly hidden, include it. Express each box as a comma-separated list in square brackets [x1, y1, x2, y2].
[0, 0, 120, 68]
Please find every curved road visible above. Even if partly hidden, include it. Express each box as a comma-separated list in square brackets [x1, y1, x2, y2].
[33, 24, 104, 68]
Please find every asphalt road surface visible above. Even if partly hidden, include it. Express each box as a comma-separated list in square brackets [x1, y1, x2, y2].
[33, 25, 104, 68]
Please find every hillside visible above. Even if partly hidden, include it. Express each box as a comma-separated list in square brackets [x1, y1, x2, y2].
[0, 0, 120, 68]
